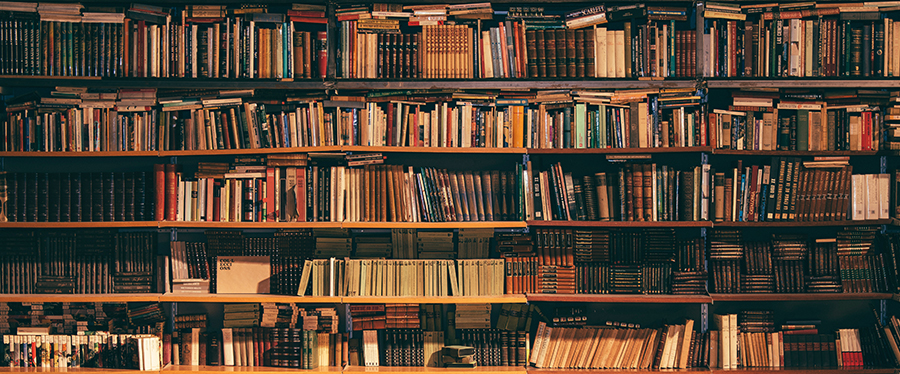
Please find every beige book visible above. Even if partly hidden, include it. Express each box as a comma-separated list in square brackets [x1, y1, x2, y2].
[596, 27, 607, 77]
[639, 328, 660, 369]
[596, 328, 622, 368]
[529, 322, 547, 366]
[678, 319, 695, 368]
[217, 256, 270, 294]
[615, 30, 626, 77]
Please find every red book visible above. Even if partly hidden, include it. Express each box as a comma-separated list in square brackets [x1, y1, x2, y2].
[504, 257, 513, 294]
[290, 16, 327, 24]
[206, 178, 215, 221]
[266, 167, 275, 222]
[138, 20, 146, 77]
[296, 167, 307, 222]
[154, 164, 165, 220]
[386, 102, 394, 146]
[317, 31, 328, 78]
[287, 10, 325, 17]
[164, 164, 178, 221]
[212, 180, 221, 221]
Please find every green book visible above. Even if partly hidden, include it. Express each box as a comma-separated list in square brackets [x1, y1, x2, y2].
[796, 109, 809, 151]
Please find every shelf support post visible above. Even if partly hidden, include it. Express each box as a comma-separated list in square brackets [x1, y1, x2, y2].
[700, 303, 709, 333]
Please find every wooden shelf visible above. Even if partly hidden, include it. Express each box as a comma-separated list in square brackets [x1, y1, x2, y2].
[163, 366, 342, 374]
[333, 79, 697, 90]
[159, 294, 341, 303]
[341, 295, 527, 304]
[344, 366, 525, 374]
[341, 221, 527, 229]
[0, 293, 162, 303]
[0, 221, 159, 228]
[527, 220, 712, 228]
[528, 146, 713, 154]
[714, 219, 891, 227]
[528, 369, 709, 374]
[0, 369, 143, 374]
[159, 221, 343, 229]
[707, 369, 896, 374]
[712, 150, 881, 156]
[160, 146, 342, 157]
[710, 293, 894, 302]
[707, 79, 900, 89]
[0, 151, 158, 157]
[526, 294, 713, 303]
[0, 76, 328, 89]
[342, 146, 526, 154]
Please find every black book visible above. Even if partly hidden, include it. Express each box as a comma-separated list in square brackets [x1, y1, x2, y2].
[8, 171, 17, 222]
[38, 172, 50, 222]
[115, 172, 125, 221]
[50, 173, 61, 222]
[125, 172, 135, 221]
[136, 171, 147, 221]
[27, 172, 37, 222]
[92, 172, 104, 222]
[105, 172, 115, 221]
[81, 173, 92, 221]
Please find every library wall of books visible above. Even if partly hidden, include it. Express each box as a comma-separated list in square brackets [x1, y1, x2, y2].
[5, 0, 900, 372]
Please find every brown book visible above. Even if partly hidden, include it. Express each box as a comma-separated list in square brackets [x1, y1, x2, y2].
[574, 29, 585, 78]
[482, 170, 495, 221]
[544, 29, 556, 78]
[584, 29, 594, 78]
[623, 22, 632, 78]
[536, 29, 547, 78]
[565, 28, 576, 78]
[642, 164, 653, 221]
[165, 164, 178, 221]
[595, 173, 610, 221]
[631, 164, 643, 221]
[555, 29, 567, 78]
[526, 29, 538, 77]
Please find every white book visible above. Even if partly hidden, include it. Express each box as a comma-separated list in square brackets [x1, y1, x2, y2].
[614, 30, 625, 77]
[867, 173, 880, 219]
[596, 27, 607, 77]
[880, 173, 891, 219]
[222, 328, 235, 365]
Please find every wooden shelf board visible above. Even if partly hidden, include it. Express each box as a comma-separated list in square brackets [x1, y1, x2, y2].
[0, 76, 328, 89]
[342, 146, 526, 154]
[159, 294, 341, 303]
[714, 219, 891, 227]
[526, 294, 713, 303]
[160, 146, 341, 156]
[527, 221, 712, 228]
[0, 151, 158, 157]
[344, 366, 526, 373]
[710, 293, 894, 302]
[0, 294, 162, 303]
[0, 222, 159, 228]
[707, 79, 900, 88]
[163, 366, 342, 374]
[333, 80, 697, 90]
[341, 222, 527, 229]
[528, 146, 712, 154]
[159, 221, 342, 229]
[342, 295, 527, 304]
[0, 369, 142, 374]
[708, 369, 896, 374]
[528, 369, 709, 374]
[712, 150, 880, 156]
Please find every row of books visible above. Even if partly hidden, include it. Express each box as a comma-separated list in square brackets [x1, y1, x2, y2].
[7, 87, 899, 152]
[1, 333, 161, 369]
[711, 89, 887, 152]
[699, 2, 900, 78]
[529, 320, 704, 369]
[711, 312, 900, 368]
[296, 258, 505, 297]
[0, 171, 153, 222]
[707, 228, 894, 293]
[0, 2, 327, 78]
[334, 3, 696, 79]
[160, 162, 525, 223]
[0, 230, 156, 294]
[715, 159, 889, 223]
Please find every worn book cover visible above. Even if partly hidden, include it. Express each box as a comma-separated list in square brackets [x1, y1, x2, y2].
[216, 256, 270, 293]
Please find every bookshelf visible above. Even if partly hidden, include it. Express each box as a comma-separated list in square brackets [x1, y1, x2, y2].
[2, 0, 900, 372]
